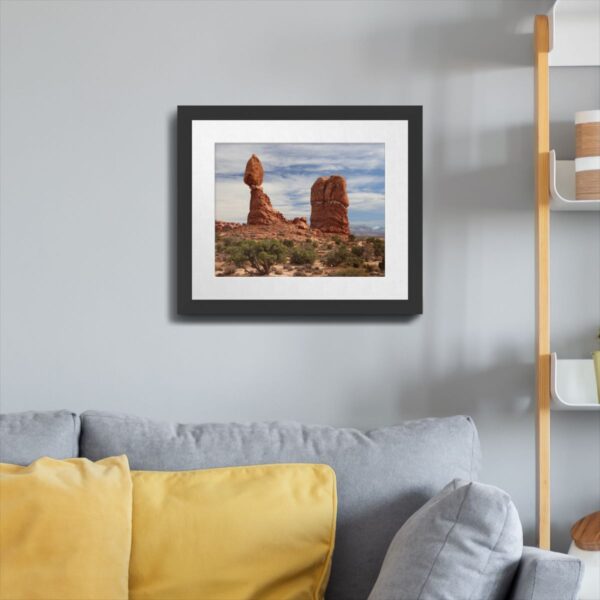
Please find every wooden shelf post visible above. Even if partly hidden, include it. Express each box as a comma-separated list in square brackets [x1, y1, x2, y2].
[534, 14, 551, 550]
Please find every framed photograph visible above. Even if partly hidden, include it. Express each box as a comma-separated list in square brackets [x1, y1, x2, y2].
[178, 106, 422, 316]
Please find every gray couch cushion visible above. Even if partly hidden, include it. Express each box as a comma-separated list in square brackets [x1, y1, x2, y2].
[368, 479, 523, 600]
[507, 546, 583, 600]
[80, 411, 481, 600]
[0, 410, 80, 465]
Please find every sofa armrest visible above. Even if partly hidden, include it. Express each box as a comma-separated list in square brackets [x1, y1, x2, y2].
[507, 546, 583, 600]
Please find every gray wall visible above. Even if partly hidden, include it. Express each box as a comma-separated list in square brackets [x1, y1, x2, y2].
[1, 0, 598, 551]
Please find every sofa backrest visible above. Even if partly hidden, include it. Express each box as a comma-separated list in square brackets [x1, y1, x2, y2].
[0, 410, 80, 465]
[80, 411, 481, 600]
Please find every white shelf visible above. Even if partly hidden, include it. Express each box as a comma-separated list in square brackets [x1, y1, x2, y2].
[551, 353, 600, 411]
[549, 151, 600, 211]
[548, 0, 600, 66]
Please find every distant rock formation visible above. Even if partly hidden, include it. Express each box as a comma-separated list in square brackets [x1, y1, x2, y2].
[215, 221, 243, 234]
[244, 154, 286, 225]
[310, 175, 350, 235]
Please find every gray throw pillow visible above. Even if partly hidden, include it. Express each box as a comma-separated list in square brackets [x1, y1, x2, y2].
[368, 479, 523, 600]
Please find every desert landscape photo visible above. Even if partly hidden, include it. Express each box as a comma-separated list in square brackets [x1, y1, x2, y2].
[214, 143, 385, 277]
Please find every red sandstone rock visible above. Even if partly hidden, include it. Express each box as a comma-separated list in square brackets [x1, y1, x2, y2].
[292, 217, 309, 230]
[309, 175, 350, 235]
[215, 221, 244, 233]
[244, 154, 288, 225]
[216, 221, 325, 243]
[247, 187, 286, 225]
[243, 154, 264, 188]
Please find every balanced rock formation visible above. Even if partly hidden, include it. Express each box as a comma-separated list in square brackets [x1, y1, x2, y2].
[243, 154, 264, 187]
[310, 175, 350, 235]
[244, 154, 286, 226]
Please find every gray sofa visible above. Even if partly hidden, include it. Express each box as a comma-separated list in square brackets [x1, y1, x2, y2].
[0, 410, 583, 600]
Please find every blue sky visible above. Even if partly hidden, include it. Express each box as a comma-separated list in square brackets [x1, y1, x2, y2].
[214, 143, 385, 230]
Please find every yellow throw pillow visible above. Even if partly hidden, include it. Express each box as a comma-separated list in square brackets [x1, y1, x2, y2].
[130, 463, 337, 600]
[0, 456, 132, 600]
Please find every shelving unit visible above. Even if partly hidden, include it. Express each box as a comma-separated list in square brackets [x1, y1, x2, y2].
[549, 151, 600, 211]
[534, 0, 600, 550]
[551, 354, 599, 410]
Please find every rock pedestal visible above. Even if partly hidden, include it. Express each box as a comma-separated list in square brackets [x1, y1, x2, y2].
[248, 187, 286, 225]
[244, 154, 286, 225]
[309, 175, 350, 235]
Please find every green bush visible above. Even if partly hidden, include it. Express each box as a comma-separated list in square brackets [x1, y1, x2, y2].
[290, 245, 317, 265]
[283, 239, 294, 248]
[324, 246, 349, 267]
[324, 245, 363, 268]
[369, 238, 385, 258]
[222, 237, 238, 247]
[224, 239, 288, 275]
[351, 245, 364, 257]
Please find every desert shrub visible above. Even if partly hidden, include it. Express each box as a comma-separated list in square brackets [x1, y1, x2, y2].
[369, 238, 385, 258]
[348, 234, 356, 242]
[362, 244, 375, 260]
[283, 239, 294, 248]
[222, 237, 238, 247]
[347, 256, 363, 267]
[332, 235, 342, 245]
[324, 245, 363, 268]
[379, 259, 385, 272]
[224, 239, 288, 275]
[324, 246, 349, 267]
[327, 242, 334, 250]
[351, 245, 364, 257]
[290, 244, 317, 265]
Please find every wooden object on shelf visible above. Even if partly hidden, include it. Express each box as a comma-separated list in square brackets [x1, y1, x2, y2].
[576, 167, 600, 200]
[576, 111, 600, 158]
[576, 110, 600, 199]
[571, 511, 600, 551]
[534, 13, 551, 551]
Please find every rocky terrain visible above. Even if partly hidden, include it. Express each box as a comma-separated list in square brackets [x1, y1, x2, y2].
[215, 154, 384, 277]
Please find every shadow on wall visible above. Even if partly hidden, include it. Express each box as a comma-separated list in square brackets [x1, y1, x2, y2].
[397, 351, 533, 421]
[364, 0, 542, 73]
[374, 1, 540, 421]
[167, 112, 178, 322]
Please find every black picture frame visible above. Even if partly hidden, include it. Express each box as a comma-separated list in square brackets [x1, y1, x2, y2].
[177, 106, 422, 317]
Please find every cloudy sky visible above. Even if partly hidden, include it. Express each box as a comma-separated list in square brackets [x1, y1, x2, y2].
[214, 143, 385, 230]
